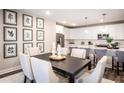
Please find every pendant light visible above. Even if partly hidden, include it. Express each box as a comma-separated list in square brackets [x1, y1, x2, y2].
[84, 17, 88, 34]
[100, 13, 106, 23]
[101, 13, 107, 33]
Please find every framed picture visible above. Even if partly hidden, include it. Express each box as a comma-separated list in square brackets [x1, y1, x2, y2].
[23, 14, 33, 27]
[4, 26, 17, 41]
[37, 42, 44, 53]
[4, 43, 17, 58]
[97, 34, 109, 40]
[3, 9, 17, 25]
[36, 30, 44, 41]
[36, 17, 44, 29]
[23, 29, 33, 41]
[23, 43, 33, 54]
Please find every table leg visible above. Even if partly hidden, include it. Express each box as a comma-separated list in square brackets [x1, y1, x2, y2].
[123, 63, 124, 72]
[112, 57, 114, 70]
[69, 75, 75, 83]
[88, 62, 91, 70]
[117, 62, 119, 75]
[93, 56, 96, 66]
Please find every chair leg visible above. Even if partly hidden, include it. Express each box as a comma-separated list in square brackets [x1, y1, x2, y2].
[24, 76, 27, 83]
[123, 63, 124, 72]
[112, 57, 114, 70]
[117, 62, 119, 75]
[31, 80, 34, 83]
[93, 56, 95, 66]
[95, 58, 98, 65]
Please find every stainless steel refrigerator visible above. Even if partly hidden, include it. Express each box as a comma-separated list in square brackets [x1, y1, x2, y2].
[56, 33, 64, 47]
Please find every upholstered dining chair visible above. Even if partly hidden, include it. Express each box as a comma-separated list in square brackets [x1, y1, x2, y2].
[75, 56, 108, 83]
[105, 50, 117, 69]
[80, 48, 90, 59]
[71, 48, 86, 59]
[94, 49, 107, 65]
[28, 47, 40, 56]
[19, 53, 34, 83]
[60, 47, 68, 55]
[31, 57, 60, 83]
[115, 51, 124, 75]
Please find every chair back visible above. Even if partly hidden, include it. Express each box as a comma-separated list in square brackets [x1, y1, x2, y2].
[31, 57, 59, 83]
[95, 49, 107, 59]
[19, 53, 34, 80]
[81, 48, 90, 58]
[83, 56, 107, 83]
[61, 47, 68, 55]
[116, 51, 124, 63]
[28, 47, 40, 56]
[71, 48, 86, 59]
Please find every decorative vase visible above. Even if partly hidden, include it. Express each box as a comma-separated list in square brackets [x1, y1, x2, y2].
[52, 42, 56, 56]
[57, 44, 61, 57]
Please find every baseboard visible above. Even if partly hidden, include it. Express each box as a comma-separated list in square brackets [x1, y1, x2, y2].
[0, 66, 22, 78]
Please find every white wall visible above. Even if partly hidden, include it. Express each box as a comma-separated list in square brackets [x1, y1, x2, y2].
[0, 9, 56, 71]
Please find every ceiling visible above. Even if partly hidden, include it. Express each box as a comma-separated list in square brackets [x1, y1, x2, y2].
[18, 9, 124, 27]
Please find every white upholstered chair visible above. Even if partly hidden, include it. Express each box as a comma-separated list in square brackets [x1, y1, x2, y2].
[71, 48, 86, 59]
[61, 47, 68, 55]
[19, 53, 34, 83]
[31, 57, 59, 83]
[28, 47, 40, 56]
[76, 56, 108, 83]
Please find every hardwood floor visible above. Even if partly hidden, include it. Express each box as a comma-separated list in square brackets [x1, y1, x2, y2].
[0, 67, 124, 83]
[104, 68, 124, 83]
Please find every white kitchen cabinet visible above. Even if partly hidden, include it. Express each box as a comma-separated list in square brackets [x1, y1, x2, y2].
[64, 23, 124, 40]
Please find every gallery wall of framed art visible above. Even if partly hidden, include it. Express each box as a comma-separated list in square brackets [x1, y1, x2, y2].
[2, 9, 45, 59]
[0, 9, 57, 71]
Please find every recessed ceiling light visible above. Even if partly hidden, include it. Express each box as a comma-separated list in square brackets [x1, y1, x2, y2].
[100, 13, 106, 23]
[45, 10, 50, 15]
[84, 30, 88, 34]
[62, 21, 67, 24]
[100, 19, 103, 23]
[71, 23, 76, 26]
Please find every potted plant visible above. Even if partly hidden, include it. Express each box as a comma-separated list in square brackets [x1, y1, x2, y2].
[106, 37, 113, 48]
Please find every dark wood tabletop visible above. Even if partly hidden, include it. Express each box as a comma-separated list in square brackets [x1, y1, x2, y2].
[33, 53, 91, 83]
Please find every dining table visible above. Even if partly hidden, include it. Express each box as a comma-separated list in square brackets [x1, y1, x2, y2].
[33, 53, 91, 83]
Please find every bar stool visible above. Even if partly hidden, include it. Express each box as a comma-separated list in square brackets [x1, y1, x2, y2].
[114, 51, 124, 75]
[94, 49, 107, 65]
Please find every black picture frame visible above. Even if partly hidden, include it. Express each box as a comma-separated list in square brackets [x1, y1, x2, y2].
[3, 26, 17, 41]
[37, 42, 44, 53]
[97, 34, 109, 40]
[36, 30, 44, 41]
[36, 17, 44, 29]
[23, 14, 33, 28]
[3, 9, 17, 25]
[4, 43, 17, 58]
[23, 43, 33, 54]
[23, 29, 33, 41]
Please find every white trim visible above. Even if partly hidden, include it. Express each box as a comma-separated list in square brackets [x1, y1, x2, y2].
[0, 65, 21, 75]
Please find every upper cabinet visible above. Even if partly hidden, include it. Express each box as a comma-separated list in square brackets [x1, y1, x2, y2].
[64, 23, 124, 40]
